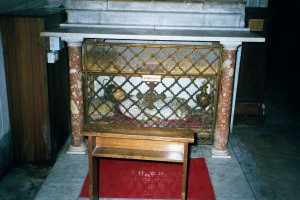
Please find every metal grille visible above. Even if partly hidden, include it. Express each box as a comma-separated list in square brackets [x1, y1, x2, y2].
[83, 40, 222, 142]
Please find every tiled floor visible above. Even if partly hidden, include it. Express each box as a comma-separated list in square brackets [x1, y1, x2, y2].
[1, 85, 299, 200]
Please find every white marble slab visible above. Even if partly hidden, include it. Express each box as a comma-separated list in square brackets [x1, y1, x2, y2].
[41, 26, 265, 43]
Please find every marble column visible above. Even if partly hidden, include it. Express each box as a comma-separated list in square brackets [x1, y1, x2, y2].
[62, 37, 87, 154]
[211, 42, 241, 158]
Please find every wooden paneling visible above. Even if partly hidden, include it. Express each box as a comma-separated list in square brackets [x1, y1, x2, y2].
[237, 42, 267, 103]
[0, 9, 69, 164]
[1, 17, 50, 163]
[235, 7, 270, 124]
[47, 47, 70, 158]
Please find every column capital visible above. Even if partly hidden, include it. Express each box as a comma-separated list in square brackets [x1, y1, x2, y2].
[220, 41, 242, 51]
[61, 37, 84, 47]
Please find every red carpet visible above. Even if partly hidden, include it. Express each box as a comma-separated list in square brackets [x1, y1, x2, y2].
[80, 158, 215, 199]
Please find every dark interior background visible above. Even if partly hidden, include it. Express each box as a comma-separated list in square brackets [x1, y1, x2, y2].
[267, 0, 300, 96]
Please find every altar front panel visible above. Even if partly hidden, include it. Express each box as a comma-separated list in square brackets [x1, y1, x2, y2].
[83, 41, 222, 143]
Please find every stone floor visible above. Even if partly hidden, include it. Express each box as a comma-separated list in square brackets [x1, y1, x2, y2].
[33, 142, 255, 200]
[0, 164, 51, 200]
[0, 85, 299, 200]
[229, 86, 300, 200]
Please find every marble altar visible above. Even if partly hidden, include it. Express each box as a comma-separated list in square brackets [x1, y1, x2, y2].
[41, 0, 265, 158]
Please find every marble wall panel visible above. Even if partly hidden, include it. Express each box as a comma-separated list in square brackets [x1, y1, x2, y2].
[0, 32, 12, 176]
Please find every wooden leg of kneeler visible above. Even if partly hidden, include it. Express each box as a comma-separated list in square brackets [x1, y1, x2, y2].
[88, 136, 99, 200]
[181, 143, 188, 200]
[91, 157, 99, 200]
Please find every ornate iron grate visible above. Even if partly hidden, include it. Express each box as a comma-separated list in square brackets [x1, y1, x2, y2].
[83, 40, 222, 143]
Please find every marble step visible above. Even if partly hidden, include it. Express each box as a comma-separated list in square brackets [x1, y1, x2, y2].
[67, 9, 245, 27]
[65, 0, 245, 14]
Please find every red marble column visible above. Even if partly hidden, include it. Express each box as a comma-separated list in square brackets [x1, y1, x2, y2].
[64, 38, 86, 154]
[212, 42, 240, 158]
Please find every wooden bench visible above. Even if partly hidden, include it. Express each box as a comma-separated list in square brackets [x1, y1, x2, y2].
[83, 124, 195, 200]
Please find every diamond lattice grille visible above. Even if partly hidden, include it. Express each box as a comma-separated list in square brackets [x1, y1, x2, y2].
[83, 41, 222, 141]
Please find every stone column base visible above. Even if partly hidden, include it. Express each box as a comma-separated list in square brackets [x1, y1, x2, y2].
[211, 147, 231, 158]
[66, 144, 87, 155]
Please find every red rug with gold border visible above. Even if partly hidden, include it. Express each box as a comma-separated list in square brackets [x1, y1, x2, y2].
[80, 158, 215, 199]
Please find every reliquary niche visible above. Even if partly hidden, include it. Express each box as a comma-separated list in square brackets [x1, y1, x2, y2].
[83, 40, 222, 143]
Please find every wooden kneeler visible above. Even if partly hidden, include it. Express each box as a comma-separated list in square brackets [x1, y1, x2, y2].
[83, 124, 195, 200]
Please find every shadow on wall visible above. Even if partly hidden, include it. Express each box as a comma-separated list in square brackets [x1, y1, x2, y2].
[0, 31, 12, 177]
[0, 0, 48, 13]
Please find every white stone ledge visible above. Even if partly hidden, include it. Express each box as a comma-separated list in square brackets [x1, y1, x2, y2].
[41, 26, 265, 43]
[61, 23, 250, 31]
